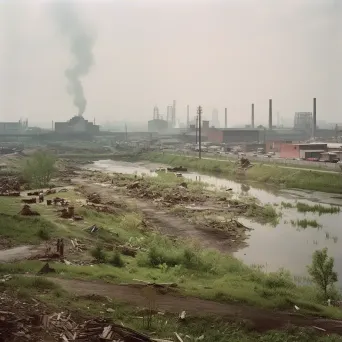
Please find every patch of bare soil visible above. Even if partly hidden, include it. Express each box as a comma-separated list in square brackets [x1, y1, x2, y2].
[50, 277, 342, 335]
[74, 179, 245, 253]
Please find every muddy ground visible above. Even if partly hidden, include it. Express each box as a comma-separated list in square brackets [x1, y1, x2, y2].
[75, 170, 256, 252]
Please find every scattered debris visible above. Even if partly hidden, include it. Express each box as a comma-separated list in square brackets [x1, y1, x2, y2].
[45, 188, 57, 195]
[179, 311, 186, 320]
[127, 181, 140, 190]
[28, 191, 40, 196]
[174, 332, 184, 342]
[70, 238, 85, 252]
[117, 245, 138, 257]
[0, 177, 21, 196]
[37, 262, 56, 275]
[21, 197, 37, 204]
[19, 204, 40, 216]
[0, 274, 12, 282]
[167, 166, 187, 172]
[53, 197, 69, 206]
[87, 192, 101, 204]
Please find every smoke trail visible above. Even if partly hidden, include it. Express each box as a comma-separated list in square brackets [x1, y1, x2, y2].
[49, 2, 94, 116]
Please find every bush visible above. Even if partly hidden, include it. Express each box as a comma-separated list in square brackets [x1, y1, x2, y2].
[109, 251, 125, 268]
[91, 246, 107, 262]
[37, 227, 50, 240]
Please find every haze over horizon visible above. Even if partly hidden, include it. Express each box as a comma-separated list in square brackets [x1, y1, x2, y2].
[0, 0, 341, 128]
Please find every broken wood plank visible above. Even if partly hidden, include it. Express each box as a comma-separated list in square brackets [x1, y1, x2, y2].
[174, 332, 184, 342]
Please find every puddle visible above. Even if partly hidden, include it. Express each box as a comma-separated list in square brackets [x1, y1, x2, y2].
[88, 160, 342, 284]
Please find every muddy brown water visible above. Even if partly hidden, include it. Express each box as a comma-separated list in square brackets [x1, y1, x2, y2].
[88, 160, 342, 286]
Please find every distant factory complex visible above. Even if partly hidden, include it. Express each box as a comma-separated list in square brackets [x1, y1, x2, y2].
[0, 97, 341, 163]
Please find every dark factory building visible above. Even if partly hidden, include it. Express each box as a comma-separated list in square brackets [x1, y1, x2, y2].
[55, 116, 100, 135]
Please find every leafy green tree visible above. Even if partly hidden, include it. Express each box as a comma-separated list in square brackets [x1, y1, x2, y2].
[23, 151, 56, 188]
[307, 248, 338, 297]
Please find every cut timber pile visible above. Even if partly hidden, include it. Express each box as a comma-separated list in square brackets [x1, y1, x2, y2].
[0, 305, 155, 342]
[19, 204, 40, 216]
[70, 238, 86, 252]
[0, 177, 20, 196]
[41, 312, 153, 341]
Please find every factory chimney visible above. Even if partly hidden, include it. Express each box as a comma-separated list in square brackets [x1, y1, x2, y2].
[251, 104, 254, 128]
[224, 108, 227, 128]
[172, 100, 176, 127]
[187, 105, 190, 128]
[268, 99, 272, 130]
[313, 98, 316, 138]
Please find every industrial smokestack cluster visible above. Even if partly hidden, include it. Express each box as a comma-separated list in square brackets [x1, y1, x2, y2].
[251, 103, 254, 128]
[269, 99, 272, 130]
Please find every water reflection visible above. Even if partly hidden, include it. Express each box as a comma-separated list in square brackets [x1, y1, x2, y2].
[89, 160, 342, 284]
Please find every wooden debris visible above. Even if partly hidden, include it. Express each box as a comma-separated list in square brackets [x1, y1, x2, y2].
[70, 238, 86, 252]
[174, 332, 184, 342]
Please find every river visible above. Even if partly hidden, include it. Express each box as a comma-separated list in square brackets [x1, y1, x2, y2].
[88, 159, 342, 285]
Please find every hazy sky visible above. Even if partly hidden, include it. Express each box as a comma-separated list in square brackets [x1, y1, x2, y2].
[0, 0, 341, 127]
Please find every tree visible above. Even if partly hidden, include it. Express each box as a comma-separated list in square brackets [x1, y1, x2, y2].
[23, 151, 56, 188]
[307, 248, 338, 297]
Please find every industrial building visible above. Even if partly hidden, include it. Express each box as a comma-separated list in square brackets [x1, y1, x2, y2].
[294, 112, 313, 133]
[54, 116, 99, 135]
[148, 119, 168, 132]
[280, 143, 328, 159]
[0, 119, 28, 135]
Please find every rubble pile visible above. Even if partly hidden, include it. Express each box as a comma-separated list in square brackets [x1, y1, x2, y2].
[19, 204, 40, 216]
[87, 193, 101, 204]
[0, 177, 21, 196]
[0, 295, 153, 342]
[125, 180, 205, 205]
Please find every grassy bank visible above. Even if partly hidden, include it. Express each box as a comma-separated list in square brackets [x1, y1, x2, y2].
[130, 153, 342, 194]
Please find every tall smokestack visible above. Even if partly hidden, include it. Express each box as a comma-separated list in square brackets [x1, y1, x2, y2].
[251, 103, 254, 128]
[172, 100, 176, 127]
[313, 98, 316, 138]
[224, 108, 227, 128]
[187, 105, 190, 128]
[269, 99, 272, 130]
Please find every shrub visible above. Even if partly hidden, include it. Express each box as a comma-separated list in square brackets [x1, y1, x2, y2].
[37, 227, 50, 240]
[91, 245, 107, 262]
[109, 251, 125, 268]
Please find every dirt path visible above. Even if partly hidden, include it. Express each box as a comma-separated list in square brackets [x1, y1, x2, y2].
[0, 246, 39, 262]
[74, 180, 239, 253]
[50, 277, 342, 334]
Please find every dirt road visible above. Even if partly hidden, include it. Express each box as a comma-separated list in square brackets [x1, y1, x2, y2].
[75, 179, 242, 253]
[51, 277, 342, 334]
[0, 246, 38, 262]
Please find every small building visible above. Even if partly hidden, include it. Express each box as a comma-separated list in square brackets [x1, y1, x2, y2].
[320, 152, 338, 162]
[280, 143, 328, 159]
[0, 120, 28, 135]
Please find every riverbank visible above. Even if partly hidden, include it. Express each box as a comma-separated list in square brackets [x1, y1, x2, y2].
[1, 158, 342, 340]
[120, 153, 342, 194]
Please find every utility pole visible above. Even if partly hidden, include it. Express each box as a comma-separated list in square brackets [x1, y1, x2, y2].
[195, 116, 198, 144]
[125, 123, 128, 141]
[197, 106, 202, 159]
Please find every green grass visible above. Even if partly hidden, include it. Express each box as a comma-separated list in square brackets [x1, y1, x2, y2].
[296, 202, 341, 215]
[291, 219, 322, 229]
[129, 153, 342, 194]
[281, 201, 294, 209]
[0, 213, 57, 245]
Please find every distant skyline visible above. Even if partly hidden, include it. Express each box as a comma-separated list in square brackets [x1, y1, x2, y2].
[0, 0, 341, 127]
